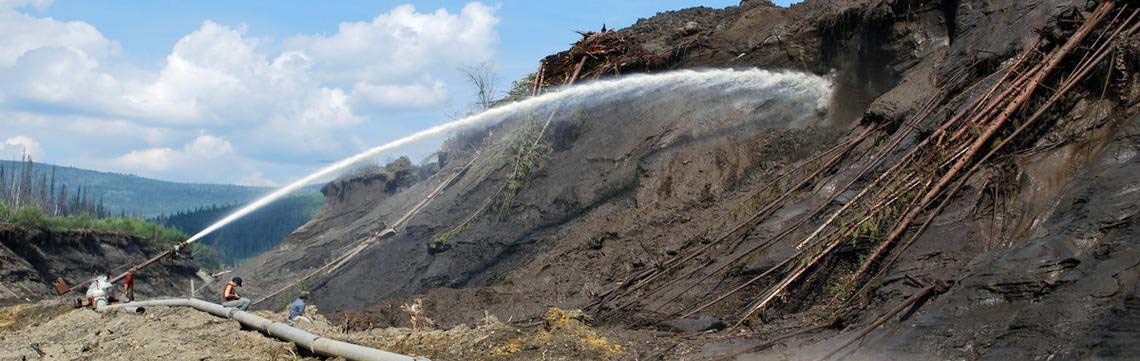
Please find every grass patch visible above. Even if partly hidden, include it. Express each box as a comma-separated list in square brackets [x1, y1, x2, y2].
[492, 118, 552, 220]
[431, 115, 553, 247]
[2, 205, 221, 270]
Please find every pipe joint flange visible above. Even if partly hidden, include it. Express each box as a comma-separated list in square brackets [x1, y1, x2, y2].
[309, 336, 322, 353]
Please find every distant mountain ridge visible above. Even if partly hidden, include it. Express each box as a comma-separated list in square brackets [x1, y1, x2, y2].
[0, 160, 289, 217]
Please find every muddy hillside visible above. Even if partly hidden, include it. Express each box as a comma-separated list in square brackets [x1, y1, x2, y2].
[230, 0, 1139, 359]
[0, 225, 198, 306]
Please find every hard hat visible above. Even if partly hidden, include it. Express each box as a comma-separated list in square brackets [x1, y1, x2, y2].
[300, 290, 311, 299]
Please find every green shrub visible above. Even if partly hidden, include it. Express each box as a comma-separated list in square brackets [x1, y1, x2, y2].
[5, 208, 222, 271]
[493, 118, 551, 219]
[12, 206, 46, 229]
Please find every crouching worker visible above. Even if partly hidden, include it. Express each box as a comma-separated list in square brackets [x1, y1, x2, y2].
[222, 277, 250, 310]
[287, 291, 312, 325]
[85, 274, 114, 309]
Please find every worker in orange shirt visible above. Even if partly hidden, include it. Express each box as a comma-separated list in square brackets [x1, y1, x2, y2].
[221, 277, 250, 310]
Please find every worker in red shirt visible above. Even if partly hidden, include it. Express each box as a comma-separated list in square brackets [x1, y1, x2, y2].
[123, 272, 136, 302]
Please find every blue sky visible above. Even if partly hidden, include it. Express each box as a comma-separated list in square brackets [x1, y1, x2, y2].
[0, 0, 795, 185]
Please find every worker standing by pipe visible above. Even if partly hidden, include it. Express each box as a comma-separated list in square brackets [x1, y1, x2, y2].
[222, 277, 250, 310]
[123, 272, 136, 302]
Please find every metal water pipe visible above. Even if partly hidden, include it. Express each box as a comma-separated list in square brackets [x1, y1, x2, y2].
[100, 298, 425, 361]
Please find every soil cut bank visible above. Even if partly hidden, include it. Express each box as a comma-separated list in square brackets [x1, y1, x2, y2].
[0, 224, 198, 306]
[9, 0, 1137, 360]
[227, 0, 1140, 359]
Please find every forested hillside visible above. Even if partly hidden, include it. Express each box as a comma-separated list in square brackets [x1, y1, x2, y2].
[0, 159, 272, 217]
[0, 156, 223, 270]
[1, 157, 323, 266]
[155, 193, 324, 265]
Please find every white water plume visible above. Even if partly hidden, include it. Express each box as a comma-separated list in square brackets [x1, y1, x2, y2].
[184, 68, 833, 244]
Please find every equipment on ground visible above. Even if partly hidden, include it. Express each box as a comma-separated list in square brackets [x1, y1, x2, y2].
[54, 241, 190, 296]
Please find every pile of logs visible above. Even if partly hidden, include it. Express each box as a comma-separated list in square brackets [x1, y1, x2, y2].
[539, 26, 666, 87]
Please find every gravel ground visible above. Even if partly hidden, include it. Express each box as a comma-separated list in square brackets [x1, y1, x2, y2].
[0, 301, 629, 361]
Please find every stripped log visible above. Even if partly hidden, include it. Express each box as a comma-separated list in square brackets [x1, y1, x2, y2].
[814, 280, 946, 361]
[859, 9, 1140, 300]
[635, 126, 890, 312]
[681, 174, 924, 320]
[645, 88, 947, 317]
[532, 61, 545, 96]
[848, 0, 1116, 285]
[594, 126, 878, 310]
[714, 322, 835, 361]
[730, 176, 931, 330]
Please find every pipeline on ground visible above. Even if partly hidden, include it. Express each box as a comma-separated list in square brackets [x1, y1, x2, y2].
[99, 298, 427, 361]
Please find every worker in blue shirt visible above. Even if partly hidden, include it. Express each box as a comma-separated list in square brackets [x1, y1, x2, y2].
[288, 291, 311, 324]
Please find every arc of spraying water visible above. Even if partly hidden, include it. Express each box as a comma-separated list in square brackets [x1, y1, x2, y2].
[184, 68, 833, 245]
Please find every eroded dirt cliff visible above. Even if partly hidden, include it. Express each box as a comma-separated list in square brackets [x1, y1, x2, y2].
[223, 0, 1140, 360]
[0, 225, 198, 306]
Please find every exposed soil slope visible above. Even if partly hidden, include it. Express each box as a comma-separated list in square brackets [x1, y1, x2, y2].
[219, 0, 1140, 360]
[0, 224, 198, 305]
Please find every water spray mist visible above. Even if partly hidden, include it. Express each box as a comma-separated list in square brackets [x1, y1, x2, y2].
[185, 68, 832, 244]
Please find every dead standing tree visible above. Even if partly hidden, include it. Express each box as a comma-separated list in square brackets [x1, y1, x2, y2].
[461, 63, 499, 111]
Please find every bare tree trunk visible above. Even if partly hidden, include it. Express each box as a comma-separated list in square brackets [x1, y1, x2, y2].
[461, 63, 498, 110]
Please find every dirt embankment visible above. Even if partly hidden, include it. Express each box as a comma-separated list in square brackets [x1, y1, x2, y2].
[0, 224, 198, 306]
[236, 0, 926, 317]
[212, 0, 1140, 360]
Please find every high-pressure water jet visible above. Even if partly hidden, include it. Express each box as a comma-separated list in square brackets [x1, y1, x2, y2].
[184, 68, 832, 245]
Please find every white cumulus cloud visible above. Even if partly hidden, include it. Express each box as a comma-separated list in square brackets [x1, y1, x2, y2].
[0, 9, 118, 66]
[114, 147, 177, 172]
[0, 2, 501, 184]
[351, 79, 449, 110]
[113, 134, 235, 173]
[1, 135, 43, 159]
[287, 2, 499, 83]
